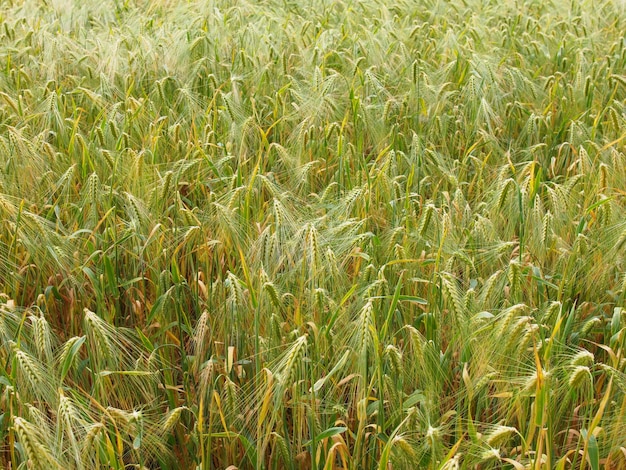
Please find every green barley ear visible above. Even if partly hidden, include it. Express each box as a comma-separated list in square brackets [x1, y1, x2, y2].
[9, 341, 51, 401]
[198, 358, 217, 397]
[405, 325, 425, 359]
[568, 365, 592, 389]
[277, 335, 307, 388]
[223, 376, 238, 418]
[162, 406, 187, 433]
[83, 308, 113, 362]
[485, 425, 517, 447]
[580, 317, 601, 337]
[193, 310, 211, 362]
[263, 281, 283, 310]
[495, 178, 514, 211]
[495, 304, 527, 339]
[418, 203, 435, 237]
[540, 301, 561, 324]
[84, 172, 100, 225]
[13, 417, 60, 469]
[160, 170, 173, 203]
[57, 389, 82, 465]
[81, 422, 105, 464]
[440, 273, 466, 328]
[384, 345, 403, 377]
[271, 432, 290, 467]
[270, 313, 283, 344]
[30, 312, 53, 363]
[570, 350, 594, 367]
[226, 272, 244, 308]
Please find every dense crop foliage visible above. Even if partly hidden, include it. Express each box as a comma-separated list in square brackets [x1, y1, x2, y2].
[1, 0, 626, 468]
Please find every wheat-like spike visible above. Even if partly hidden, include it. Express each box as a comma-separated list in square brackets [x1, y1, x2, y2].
[160, 170, 173, 203]
[83, 308, 113, 363]
[109, 119, 119, 140]
[270, 313, 283, 343]
[159, 269, 171, 294]
[581, 317, 601, 336]
[599, 195, 612, 226]
[507, 259, 521, 297]
[540, 300, 561, 324]
[81, 422, 105, 462]
[496, 178, 514, 211]
[278, 335, 307, 388]
[11, 341, 45, 394]
[132, 149, 144, 178]
[405, 325, 425, 364]
[271, 432, 290, 467]
[226, 272, 243, 307]
[198, 358, 217, 396]
[224, 376, 238, 417]
[193, 310, 210, 359]
[394, 243, 406, 260]
[547, 185, 567, 216]
[156, 78, 166, 102]
[223, 93, 237, 122]
[522, 368, 549, 393]
[307, 223, 321, 269]
[163, 406, 187, 433]
[568, 365, 592, 389]
[440, 273, 465, 327]
[485, 425, 517, 447]
[383, 373, 400, 406]
[226, 185, 246, 210]
[384, 345, 402, 377]
[265, 232, 278, 266]
[517, 322, 539, 353]
[86, 171, 100, 206]
[95, 126, 105, 146]
[58, 389, 82, 455]
[54, 163, 75, 195]
[13, 417, 59, 469]
[272, 198, 286, 232]
[263, 282, 282, 310]
[106, 406, 132, 425]
[495, 304, 527, 339]
[503, 315, 531, 350]
[354, 300, 374, 356]
[43, 141, 56, 160]
[125, 191, 144, 228]
[320, 181, 338, 202]
[25, 404, 53, 443]
[541, 210, 553, 246]
[474, 371, 498, 393]
[418, 203, 434, 237]
[30, 313, 53, 363]
[314, 288, 327, 311]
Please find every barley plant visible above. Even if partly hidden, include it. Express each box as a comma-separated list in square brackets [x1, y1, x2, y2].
[1, 0, 626, 468]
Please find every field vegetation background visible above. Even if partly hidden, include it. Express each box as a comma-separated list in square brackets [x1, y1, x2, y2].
[1, 0, 626, 468]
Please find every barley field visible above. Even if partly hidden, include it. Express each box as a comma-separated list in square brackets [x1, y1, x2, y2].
[0, 0, 626, 468]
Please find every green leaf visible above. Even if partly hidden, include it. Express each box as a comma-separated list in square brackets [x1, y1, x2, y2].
[581, 429, 599, 470]
[103, 254, 117, 294]
[98, 370, 154, 377]
[398, 295, 428, 304]
[311, 349, 350, 392]
[303, 426, 346, 446]
[60, 336, 86, 382]
[403, 390, 426, 410]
